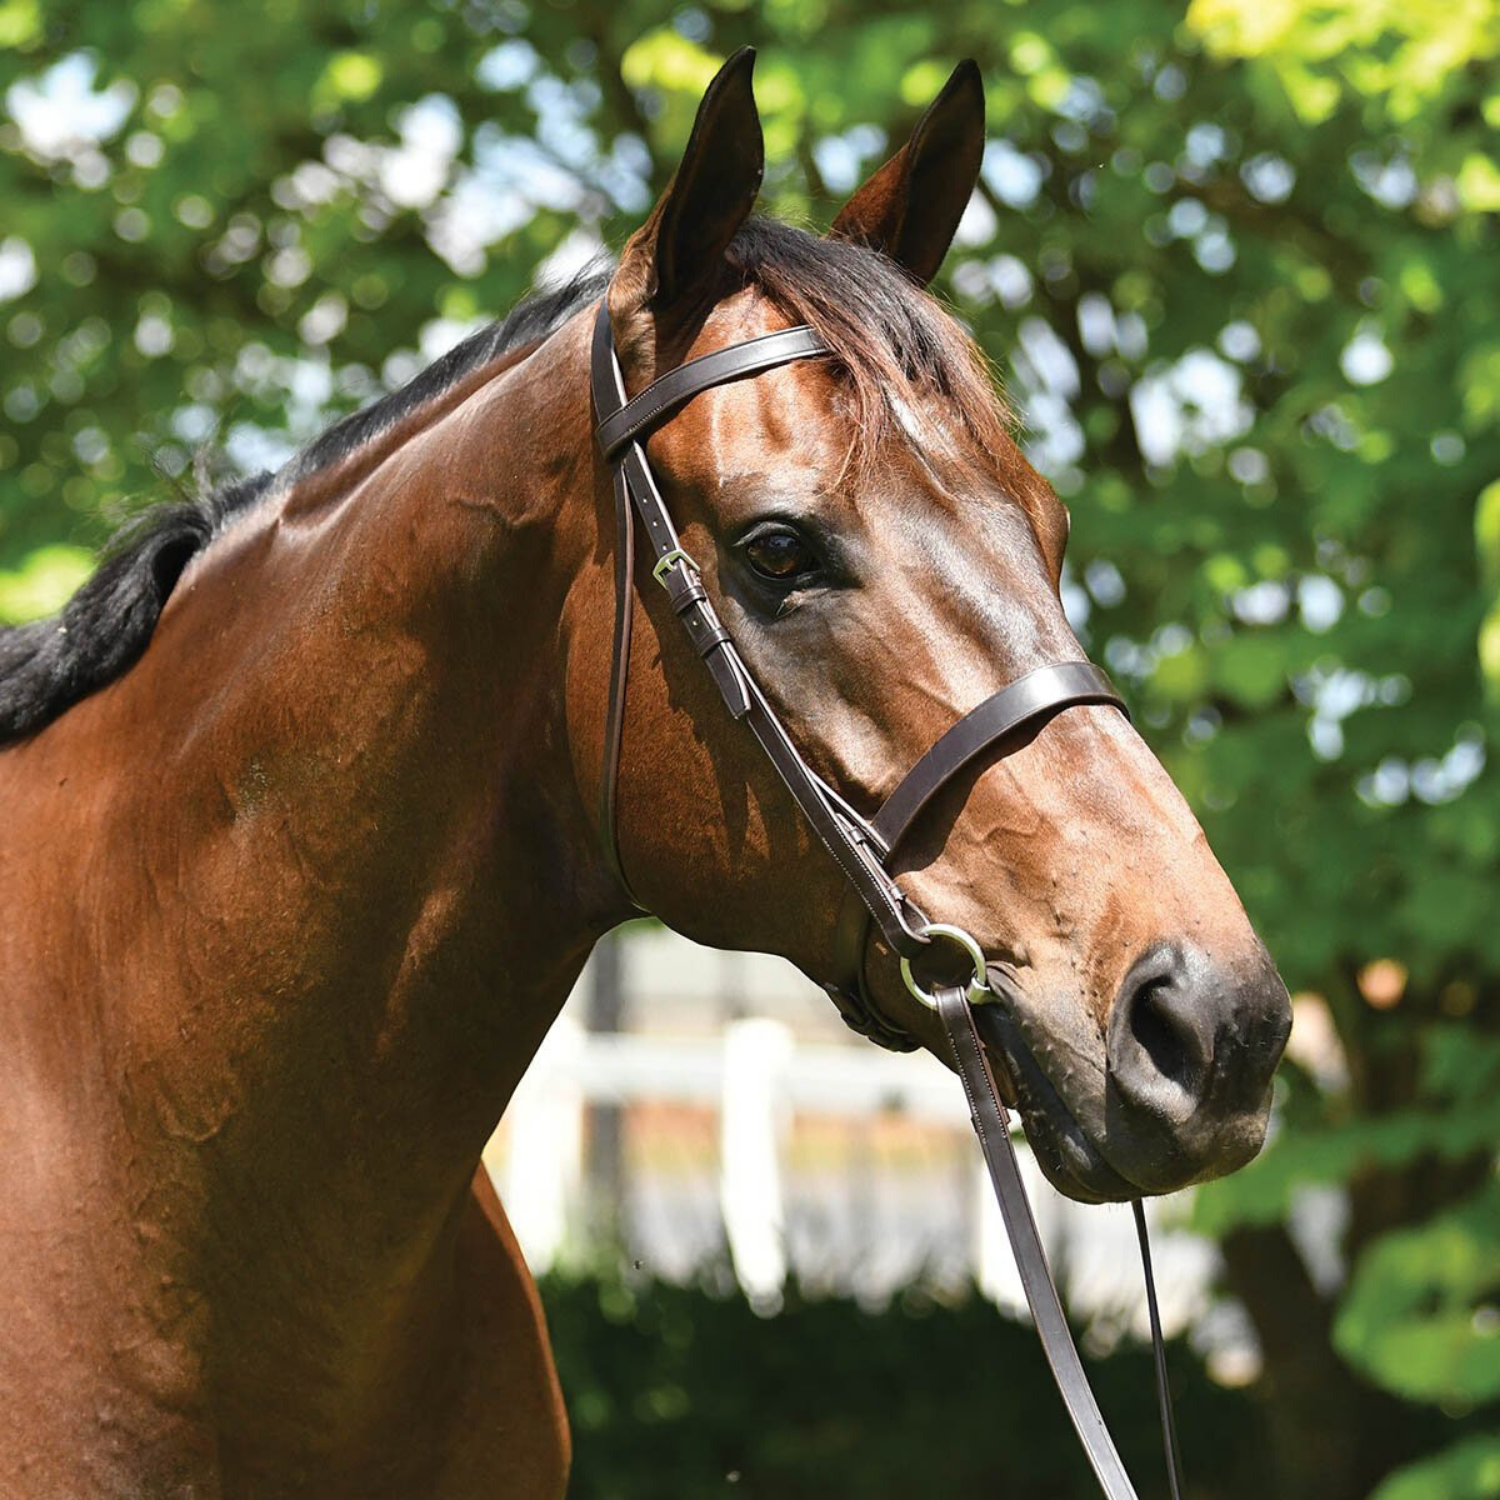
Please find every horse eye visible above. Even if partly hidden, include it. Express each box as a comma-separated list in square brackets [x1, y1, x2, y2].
[742, 529, 817, 583]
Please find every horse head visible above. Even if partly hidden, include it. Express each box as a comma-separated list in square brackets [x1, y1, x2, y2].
[578, 51, 1290, 1204]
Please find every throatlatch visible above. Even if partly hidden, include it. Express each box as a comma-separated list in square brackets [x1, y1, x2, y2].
[590, 290, 1185, 1500]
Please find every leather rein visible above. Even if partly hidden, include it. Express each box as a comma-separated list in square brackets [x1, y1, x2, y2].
[590, 293, 1185, 1499]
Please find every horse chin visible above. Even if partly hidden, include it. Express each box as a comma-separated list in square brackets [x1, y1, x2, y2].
[972, 1002, 1138, 1204]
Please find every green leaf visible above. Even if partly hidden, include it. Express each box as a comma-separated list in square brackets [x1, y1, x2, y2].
[1335, 1184, 1500, 1405]
[1457, 154, 1500, 213]
[1477, 482, 1500, 588]
[1212, 633, 1289, 709]
[0, 0, 40, 49]
[620, 31, 725, 95]
[316, 51, 384, 106]
[0, 545, 93, 624]
[1372, 1435, 1500, 1500]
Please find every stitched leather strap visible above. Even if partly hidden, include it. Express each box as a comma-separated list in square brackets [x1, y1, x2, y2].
[827, 664, 1127, 1047]
[589, 285, 1187, 1499]
[935, 984, 1141, 1499]
[593, 309, 646, 908]
[1135, 1199, 1186, 1500]
[597, 325, 829, 460]
[591, 299, 928, 960]
[873, 662, 1124, 848]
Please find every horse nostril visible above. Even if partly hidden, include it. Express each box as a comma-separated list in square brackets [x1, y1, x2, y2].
[1103, 943, 1291, 1188]
[1130, 974, 1212, 1093]
[1108, 946, 1218, 1123]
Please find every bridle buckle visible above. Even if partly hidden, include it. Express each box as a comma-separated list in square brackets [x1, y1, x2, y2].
[651, 548, 696, 588]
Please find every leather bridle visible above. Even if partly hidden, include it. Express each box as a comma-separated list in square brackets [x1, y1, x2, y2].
[590, 291, 1185, 1499]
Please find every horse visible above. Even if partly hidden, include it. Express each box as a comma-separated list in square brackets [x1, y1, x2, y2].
[0, 51, 1290, 1498]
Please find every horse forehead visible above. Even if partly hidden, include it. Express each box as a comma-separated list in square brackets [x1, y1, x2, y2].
[652, 357, 979, 507]
[648, 353, 852, 486]
[641, 295, 1031, 533]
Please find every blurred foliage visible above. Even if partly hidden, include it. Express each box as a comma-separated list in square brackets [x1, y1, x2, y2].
[1373, 1438, 1500, 1500]
[0, 540, 90, 621]
[542, 1269, 1271, 1499]
[2, 0, 1498, 1494]
[1336, 1179, 1500, 1406]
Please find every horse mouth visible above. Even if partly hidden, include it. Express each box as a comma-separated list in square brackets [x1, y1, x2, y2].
[971, 996, 1139, 1205]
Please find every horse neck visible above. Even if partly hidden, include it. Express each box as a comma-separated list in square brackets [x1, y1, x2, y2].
[1, 309, 617, 1411]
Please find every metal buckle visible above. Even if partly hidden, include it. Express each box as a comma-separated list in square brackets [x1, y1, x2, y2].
[900, 923, 990, 1011]
[652, 548, 696, 587]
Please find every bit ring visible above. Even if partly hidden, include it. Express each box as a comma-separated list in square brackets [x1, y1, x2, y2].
[900, 923, 990, 1010]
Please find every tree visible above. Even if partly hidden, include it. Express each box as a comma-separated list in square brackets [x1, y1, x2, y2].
[3, 1, 1496, 1492]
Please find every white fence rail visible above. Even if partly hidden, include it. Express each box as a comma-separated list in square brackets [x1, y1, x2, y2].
[486, 1012, 1218, 1338]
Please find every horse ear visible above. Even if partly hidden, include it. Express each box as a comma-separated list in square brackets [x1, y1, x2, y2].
[828, 60, 985, 285]
[620, 47, 763, 310]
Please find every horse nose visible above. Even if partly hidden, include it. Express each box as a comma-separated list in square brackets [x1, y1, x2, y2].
[1107, 943, 1290, 1135]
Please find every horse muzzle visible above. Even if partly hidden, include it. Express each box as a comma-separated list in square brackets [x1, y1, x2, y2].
[975, 943, 1291, 1203]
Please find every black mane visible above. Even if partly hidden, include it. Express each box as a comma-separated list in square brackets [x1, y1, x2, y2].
[0, 262, 611, 747]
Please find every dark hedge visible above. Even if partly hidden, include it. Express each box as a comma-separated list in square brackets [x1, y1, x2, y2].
[542, 1272, 1272, 1499]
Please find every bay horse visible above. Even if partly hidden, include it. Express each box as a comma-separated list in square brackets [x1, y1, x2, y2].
[0, 52, 1289, 1498]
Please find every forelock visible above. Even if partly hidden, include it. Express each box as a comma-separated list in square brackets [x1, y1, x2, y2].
[723, 219, 1012, 468]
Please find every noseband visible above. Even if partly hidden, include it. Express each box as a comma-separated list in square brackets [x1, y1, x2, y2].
[590, 293, 1184, 1500]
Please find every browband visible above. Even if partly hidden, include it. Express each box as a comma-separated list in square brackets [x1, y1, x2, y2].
[597, 324, 830, 460]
